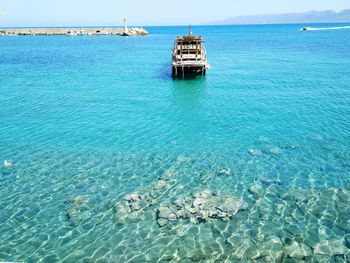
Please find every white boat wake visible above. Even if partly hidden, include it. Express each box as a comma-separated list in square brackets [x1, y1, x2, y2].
[301, 26, 350, 31]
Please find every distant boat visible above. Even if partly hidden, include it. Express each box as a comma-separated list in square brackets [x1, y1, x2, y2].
[301, 26, 350, 31]
[172, 26, 209, 78]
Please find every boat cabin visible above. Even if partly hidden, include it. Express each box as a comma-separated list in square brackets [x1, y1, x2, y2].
[172, 26, 209, 78]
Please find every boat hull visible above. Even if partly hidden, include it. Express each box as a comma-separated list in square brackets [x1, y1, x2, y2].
[172, 65, 206, 78]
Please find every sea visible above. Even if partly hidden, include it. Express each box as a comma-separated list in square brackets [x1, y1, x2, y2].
[1, 24, 350, 262]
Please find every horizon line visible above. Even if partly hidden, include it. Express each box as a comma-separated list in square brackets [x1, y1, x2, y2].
[1, 21, 350, 29]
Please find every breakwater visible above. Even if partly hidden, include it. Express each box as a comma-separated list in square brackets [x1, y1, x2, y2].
[0, 27, 149, 36]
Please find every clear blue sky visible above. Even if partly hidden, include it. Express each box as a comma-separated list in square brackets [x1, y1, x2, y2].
[1, 0, 349, 26]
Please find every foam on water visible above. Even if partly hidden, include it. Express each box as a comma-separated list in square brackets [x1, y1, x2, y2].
[1, 24, 350, 262]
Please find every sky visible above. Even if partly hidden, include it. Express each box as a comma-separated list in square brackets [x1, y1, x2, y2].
[0, 0, 350, 27]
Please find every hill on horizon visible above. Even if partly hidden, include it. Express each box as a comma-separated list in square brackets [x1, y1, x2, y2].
[210, 9, 350, 25]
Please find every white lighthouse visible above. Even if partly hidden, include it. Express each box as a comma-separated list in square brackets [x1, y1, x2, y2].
[123, 18, 128, 33]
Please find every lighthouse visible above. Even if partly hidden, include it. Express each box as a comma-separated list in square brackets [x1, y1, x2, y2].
[123, 18, 128, 33]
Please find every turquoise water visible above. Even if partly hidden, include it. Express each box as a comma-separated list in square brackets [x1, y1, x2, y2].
[1, 24, 350, 262]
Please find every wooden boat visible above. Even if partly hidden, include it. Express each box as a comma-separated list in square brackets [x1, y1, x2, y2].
[172, 26, 209, 78]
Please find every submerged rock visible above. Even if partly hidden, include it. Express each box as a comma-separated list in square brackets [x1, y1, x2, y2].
[216, 167, 231, 177]
[313, 240, 350, 256]
[114, 203, 130, 216]
[248, 149, 262, 156]
[176, 156, 194, 163]
[65, 195, 90, 209]
[269, 147, 282, 155]
[257, 136, 269, 143]
[259, 236, 284, 261]
[175, 209, 186, 219]
[65, 195, 91, 226]
[193, 189, 212, 199]
[157, 218, 168, 227]
[67, 208, 79, 219]
[228, 235, 261, 260]
[284, 143, 301, 150]
[248, 184, 265, 199]
[260, 178, 282, 186]
[3, 160, 14, 168]
[154, 189, 247, 227]
[199, 171, 215, 184]
[284, 239, 312, 259]
[168, 213, 177, 221]
[159, 169, 177, 181]
[124, 193, 143, 202]
[152, 180, 168, 190]
[158, 206, 172, 219]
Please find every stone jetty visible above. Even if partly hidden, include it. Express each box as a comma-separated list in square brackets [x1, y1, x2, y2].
[0, 27, 149, 36]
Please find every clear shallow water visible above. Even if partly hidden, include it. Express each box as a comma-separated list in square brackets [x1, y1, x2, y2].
[1, 24, 350, 262]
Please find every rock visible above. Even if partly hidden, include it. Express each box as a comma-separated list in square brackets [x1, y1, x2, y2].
[345, 235, 350, 249]
[114, 203, 130, 216]
[175, 209, 186, 219]
[130, 202, 142, 211]
[187, 207, 197, 214]
[153, 180, 168, 190]
[289, 143, 301, 149]
[123, 193, 142, 202]
[67, 208, 79, 219]
[313, 254, 333, 263]
[197, 189, 213, 199]
[311, 134, 324, 141]
[200, 171, 215, 184]
[197, 210, 209, 220]
[193, 197, 206, 209]
[160, 169, 177, 181]
[176, 156, 193, 163]
[148, 191, 158, 199]
[217, 211, 228, 218]
[261, 178, 282, 186]
[168, 213, 177, 221]
[228, 236, 261, 260]
[123, 28, 149, 36]
[172, 197, 185, 208]
[259, 236, 284, 261]
[284, 239, 312, 259]
[130, 193, 142, 201]
[257, 136, 269, 143]
[248, 149, 262, 156]
[269, 147, 282, 155]
[3, 160, 14, 168]
[224, 197, 245, 214]
[313, 240, 350, 256]
[190, 217, 199, 224]
[65, 195, 90, 211]
[217, 167, 231, 176]
[125, 211, 146, 222]
[157, 218, 168, 227]
[158, 206, 172, 219]
[144, 193, 154, 203]
[123, 195, 132, 202]
[208, 208, 218, 218]
[249, 184, 265, 199]
[337, 189, 350, 203]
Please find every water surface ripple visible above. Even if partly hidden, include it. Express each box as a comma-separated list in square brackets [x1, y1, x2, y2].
[1, 24, 350, 262]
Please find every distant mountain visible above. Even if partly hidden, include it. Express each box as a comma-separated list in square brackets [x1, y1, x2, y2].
[211, 9, 350, 25]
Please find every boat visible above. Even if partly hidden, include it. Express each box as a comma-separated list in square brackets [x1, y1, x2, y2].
[172, 26, 209, 78]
